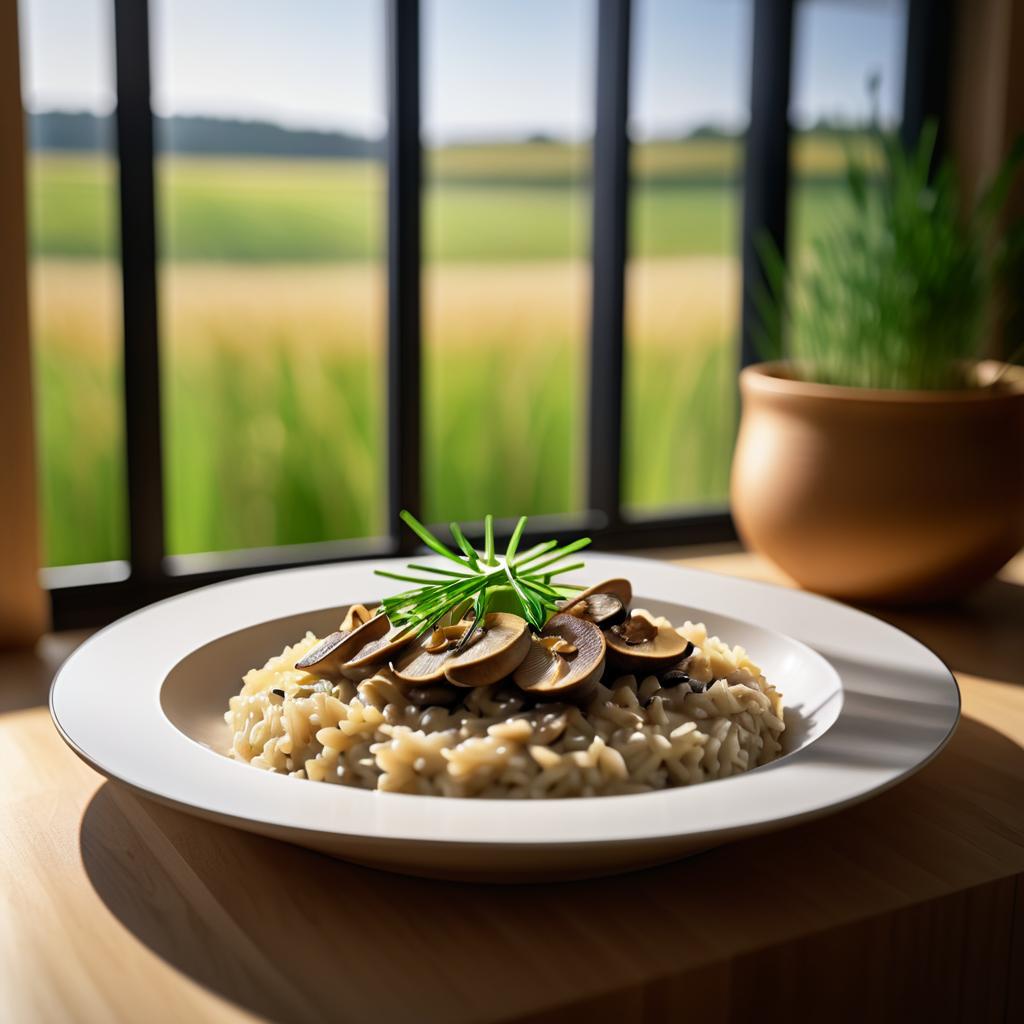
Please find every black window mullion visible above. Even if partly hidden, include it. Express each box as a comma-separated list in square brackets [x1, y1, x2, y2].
[587, 0, 632, 529]
[113, 0, 165, 584]
[740, 0, 794, 370]
[385, 0, 422, 554]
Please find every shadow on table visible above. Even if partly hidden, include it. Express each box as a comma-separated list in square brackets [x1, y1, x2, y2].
[863, 576, 1024, 687]
[79, 715, 1024, 1024]
[0, 631, 92, 714]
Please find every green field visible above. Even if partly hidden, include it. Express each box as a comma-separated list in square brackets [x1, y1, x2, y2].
[28, 135, 864, 565]
[30, 144, 857, 263]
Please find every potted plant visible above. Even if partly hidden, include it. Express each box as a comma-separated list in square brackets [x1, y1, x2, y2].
[731, 122, 1024, 602]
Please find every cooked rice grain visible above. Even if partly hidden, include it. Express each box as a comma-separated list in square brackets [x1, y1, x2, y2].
[225, 612, 785, 798]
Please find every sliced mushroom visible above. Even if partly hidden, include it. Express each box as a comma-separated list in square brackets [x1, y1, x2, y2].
[341, 618, 421, 680]
[569, 592, 628, 629]
[514, 613, 605, 697]
[391, 621, 481, 684]
[392, 613, 530, 688]
[340, 603, 375, 632]
[561, 578, 632, 615]
[605, 613, 692, 674]
[613, 614, 658, 645]
[294, 629, 355, 678]
[296, 612, 417, 680]
[294, 603, 382, 677]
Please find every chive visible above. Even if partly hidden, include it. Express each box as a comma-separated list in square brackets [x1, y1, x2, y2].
[484, 514, 496, 567]
[449, 521, 481, 570]
[380, 511, 591, 637]
[399, 510, 470, 568]
[407, 563, 474, 578]
[504, 515, 528, 563]
[512, 539, 559, 567]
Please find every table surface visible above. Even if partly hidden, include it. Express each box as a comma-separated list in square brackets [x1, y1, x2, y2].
[3, 549, 1024, 1023]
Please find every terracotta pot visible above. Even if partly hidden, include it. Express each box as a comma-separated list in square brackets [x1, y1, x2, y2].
[731, 361, 1024, 603]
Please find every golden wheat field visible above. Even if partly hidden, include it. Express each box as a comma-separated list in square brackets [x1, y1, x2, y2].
[32, 256, 737, 358]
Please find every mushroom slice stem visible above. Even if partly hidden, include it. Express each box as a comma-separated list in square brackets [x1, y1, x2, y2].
[604, 613, 691, 674]
[392, 613, 530, 688]
[514, 613, 605, 698]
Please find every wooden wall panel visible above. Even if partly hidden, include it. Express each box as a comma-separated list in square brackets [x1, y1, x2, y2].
[948, 0, 1024, 358]
[0, 0, 48, 645]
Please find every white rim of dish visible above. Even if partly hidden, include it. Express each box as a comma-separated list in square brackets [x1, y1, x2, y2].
[50, 552, 960, 847]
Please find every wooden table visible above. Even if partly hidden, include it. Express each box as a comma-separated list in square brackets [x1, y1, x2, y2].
[2, 550, 1023, 1023]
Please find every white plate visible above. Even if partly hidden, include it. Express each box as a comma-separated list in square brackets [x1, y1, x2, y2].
[50, 553, 959, 882]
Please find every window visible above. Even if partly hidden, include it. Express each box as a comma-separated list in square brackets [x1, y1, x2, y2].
[624, 0, 751, 515]
[422, 0, 594, 523]
[789, 0, 908, 265]
[151, 0, 387, 557]
[18, 0, 933, 626]
[19, 0, 127, 569]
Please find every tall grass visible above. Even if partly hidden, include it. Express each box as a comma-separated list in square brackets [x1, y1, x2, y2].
[623, 341, 737, 512]
[423, 332, 585, 523]
[163, 345, 385, 553]
[35, 320, 733, 561]
[33, 337, 127, 565]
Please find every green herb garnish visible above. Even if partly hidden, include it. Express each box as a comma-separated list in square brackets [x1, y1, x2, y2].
[376, 511, 589, 637]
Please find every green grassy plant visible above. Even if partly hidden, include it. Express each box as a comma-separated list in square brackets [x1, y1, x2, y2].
[759, 124, 1022, 389]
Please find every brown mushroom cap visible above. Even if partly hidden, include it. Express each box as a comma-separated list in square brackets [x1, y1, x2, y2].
[566, 591, 627, 628]
[604, 612, 691, 673]
[294, 629, 352, 678]
[295, 604, 387, 678]
[392, 613, 530, 688]
[341, 616, 421, 680]
[561, 578, 633, 614]
[514, 613, 606, 697]
[295, 612, 387, 677]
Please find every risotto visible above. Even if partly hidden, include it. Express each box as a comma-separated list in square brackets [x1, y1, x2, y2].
[225, 606, 785, 798]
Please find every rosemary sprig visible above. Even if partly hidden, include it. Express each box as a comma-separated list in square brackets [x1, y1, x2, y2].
[375, 511, 590, 634]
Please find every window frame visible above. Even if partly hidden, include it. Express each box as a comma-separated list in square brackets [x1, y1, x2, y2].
[44, 0, 950, 629]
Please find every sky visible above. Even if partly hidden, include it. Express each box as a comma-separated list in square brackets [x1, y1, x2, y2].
[18, 0, 906, 143]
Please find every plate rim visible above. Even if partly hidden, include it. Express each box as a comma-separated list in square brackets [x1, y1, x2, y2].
[49, 552, 961, 848]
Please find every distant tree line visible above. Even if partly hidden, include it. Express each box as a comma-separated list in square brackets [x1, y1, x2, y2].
[28, 110, 383, 158]
[27, 110, 871, 157]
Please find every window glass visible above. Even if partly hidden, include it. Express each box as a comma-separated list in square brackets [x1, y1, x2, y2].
[789, 0, 908, 263]
[422, 0, 595, 523]
[19, 0, 127, 566]
[623, 0, 751, 514]
[152, 0, 386, 554]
